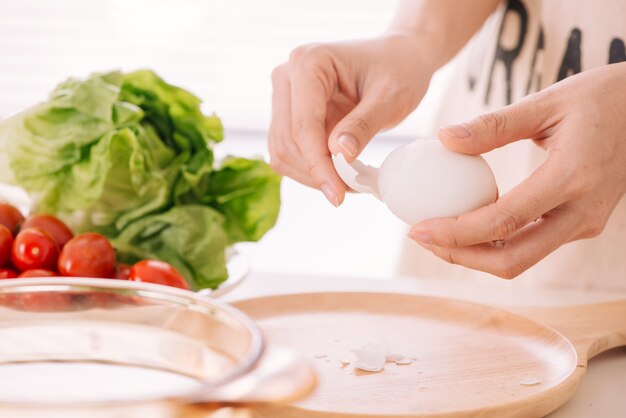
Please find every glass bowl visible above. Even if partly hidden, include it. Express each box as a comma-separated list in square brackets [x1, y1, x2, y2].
[0, 278, 315, 418]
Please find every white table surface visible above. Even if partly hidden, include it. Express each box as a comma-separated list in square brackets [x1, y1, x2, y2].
[224, 271, 626, 418]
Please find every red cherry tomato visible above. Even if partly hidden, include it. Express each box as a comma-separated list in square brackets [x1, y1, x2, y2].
[18, 269, 57, 278]
[12, 228, 59, 271]
[0, 267, 20, 307]
[21, 215, 74, 248]
[20, 293, 72, 312]
[58, 233, 116, 278]
[0, 293, 21, 308]
[0, 225, 13, 267]
[0, 268, 18, 279]
[129, 260, 189, 290]
[0, 203, 24, 233]
[114, 263, 131, 280]
[80, 292, 138, 309]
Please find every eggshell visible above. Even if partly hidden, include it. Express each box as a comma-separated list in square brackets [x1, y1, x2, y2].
[377, 139, 497, 225]
[518, 377, 542, 386]
[352, 343, 386, 373]
[332, 154, 380, 198]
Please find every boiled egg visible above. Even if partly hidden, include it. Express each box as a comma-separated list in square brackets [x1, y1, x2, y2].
[333, 138, 498, 225]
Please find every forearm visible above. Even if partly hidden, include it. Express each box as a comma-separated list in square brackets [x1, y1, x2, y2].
[387, 0, 502, 70]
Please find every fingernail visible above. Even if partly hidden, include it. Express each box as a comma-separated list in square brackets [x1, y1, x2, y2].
[338, 134, 358, 158]
[320, 183, 340, 207]
[441, 124, 471, 139]
[408, 228, 432, 245]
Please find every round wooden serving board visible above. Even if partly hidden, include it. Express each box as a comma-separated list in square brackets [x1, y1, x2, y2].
[233, 292, 626, 418]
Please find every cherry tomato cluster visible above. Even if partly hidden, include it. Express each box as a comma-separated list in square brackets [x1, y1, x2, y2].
[0, 203, 189, 290]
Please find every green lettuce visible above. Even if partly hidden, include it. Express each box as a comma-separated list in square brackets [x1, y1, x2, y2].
[0, 70, 281, 289]
[111, 205, 229, 290]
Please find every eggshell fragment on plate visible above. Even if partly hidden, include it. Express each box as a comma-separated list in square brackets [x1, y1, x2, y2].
[352, 344, 386, 373]
[351, 344, 413, 372]
[385, 353, 404, 362]
[518, 377, 542, 386]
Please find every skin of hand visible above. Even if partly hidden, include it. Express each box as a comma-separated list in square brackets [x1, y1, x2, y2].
[268, 35, 435, 206]
[408, 62, 626, 279]
[268, 0, 501, 206]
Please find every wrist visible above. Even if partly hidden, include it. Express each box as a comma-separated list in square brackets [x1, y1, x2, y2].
[385, 0, 501, 71]
[380, 31, 444, 76]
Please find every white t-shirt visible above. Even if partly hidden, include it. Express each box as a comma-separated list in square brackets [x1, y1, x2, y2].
[398, 0, 626, 290]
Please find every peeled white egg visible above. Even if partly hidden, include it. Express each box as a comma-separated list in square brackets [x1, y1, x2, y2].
[332, 139, 498, 225]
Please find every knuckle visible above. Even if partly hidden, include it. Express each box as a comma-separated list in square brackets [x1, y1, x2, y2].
[272, 144, 289, 163]
[288, 45, 309, 62]
[291, 118, 324, 141]
[268, 143, 289, 172]
[445, 219, 463, 247]
[582, 217, 607, 238]
[445, 232, 460, 248]
[526, 91, 559, 132]
[491, 210, 524, 240]
[585, 225, 605, 238]
[496, 254, 526, 280]
[346, 115, 373, 138]
[271, 64, 286, 85]
[269, 158, 285, 174]
[498, 262, 525, 280]
[291, 119, 308, 139]
[434, 227, 460, 248]
[289, 43, 327, 65]
[307, 159, 330, 180]
[525, 93, 548, 119]
[291, 119, 306, 139]
[434, 248, 458, 266]
[478, 111, 507, 135]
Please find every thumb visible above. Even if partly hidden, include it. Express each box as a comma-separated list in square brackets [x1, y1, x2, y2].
[328, 98, 394, 162]
[438, 94, 553, 155]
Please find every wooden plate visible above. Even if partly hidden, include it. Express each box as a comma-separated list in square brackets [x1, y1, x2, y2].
[233, 292, 626, 418]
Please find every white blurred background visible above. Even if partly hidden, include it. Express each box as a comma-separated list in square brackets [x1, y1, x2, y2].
[0, 0, 453, 279]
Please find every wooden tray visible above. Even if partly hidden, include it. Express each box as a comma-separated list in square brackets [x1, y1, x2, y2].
[233, 292, 626, 418]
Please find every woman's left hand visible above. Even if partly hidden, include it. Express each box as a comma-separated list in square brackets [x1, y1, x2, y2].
[408, 62, 626, 279]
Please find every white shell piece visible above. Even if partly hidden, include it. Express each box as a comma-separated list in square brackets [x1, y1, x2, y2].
[332, 154, 380, 199]
[352, 344, 386, 372]
[518, 377, 542, 386]
[385, 353, 404, 362]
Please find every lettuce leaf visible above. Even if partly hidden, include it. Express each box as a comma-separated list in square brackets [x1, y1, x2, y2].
[112, 205, 228, 290]
[181, 157, 282, 244]
[0, 70, 281, 289]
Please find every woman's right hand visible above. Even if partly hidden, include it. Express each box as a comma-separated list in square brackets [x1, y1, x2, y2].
[268, 34, 436, 206]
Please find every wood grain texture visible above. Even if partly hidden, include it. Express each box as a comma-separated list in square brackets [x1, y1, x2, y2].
[233, 292, 626, 418]
[512, 300, 626, 361]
